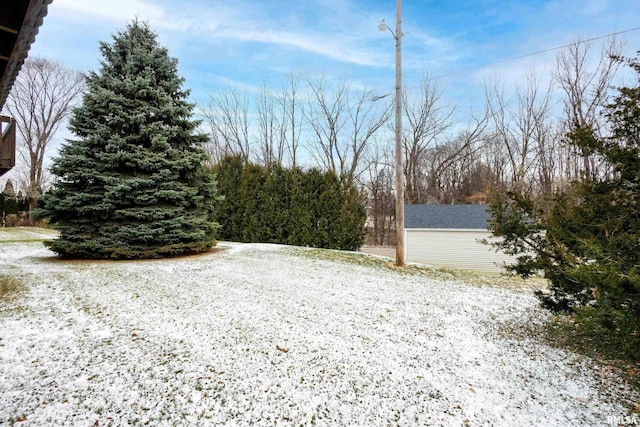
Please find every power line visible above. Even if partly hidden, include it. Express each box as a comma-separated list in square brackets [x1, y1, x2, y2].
[430, 26, 640, 81]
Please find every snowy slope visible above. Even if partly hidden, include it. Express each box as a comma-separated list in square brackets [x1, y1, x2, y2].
[0, 238, 635, 426]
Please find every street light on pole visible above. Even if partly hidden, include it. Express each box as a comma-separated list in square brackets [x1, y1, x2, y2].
[379, 0, 404, 267]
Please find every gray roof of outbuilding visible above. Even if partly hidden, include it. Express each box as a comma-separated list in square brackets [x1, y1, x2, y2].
[404, 204, 490, 229]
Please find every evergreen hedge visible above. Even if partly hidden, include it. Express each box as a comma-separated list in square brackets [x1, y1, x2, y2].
[212, 156, 366, 251]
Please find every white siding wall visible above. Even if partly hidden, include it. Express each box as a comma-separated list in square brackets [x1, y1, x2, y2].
[405, 229, 516, 273]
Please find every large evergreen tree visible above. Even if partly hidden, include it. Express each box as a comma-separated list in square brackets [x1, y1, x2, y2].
[37, 21, 219, 259]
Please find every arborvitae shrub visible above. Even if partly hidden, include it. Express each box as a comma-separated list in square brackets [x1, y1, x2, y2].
[212, 157, 366, 251]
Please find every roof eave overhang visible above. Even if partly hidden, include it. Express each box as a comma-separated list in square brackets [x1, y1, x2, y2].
[0, 0, 52, 110]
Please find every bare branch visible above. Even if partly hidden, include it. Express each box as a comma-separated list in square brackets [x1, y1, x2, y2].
[401, 76, 455, 203]
[554, 37, 623, 178]
[4, 57, 84, 215]
[201, 85, 252, 163]
[304, 76, 391, 184]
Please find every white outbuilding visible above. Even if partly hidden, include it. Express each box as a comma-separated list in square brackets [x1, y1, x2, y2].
[404, 204, 515, 273]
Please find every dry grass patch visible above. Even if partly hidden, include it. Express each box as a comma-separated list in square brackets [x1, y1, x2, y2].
[0, 275, 25, 302]
[294, 246, 548, 293]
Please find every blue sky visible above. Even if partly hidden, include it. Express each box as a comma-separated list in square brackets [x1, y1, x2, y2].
[1, 0, 637, 188]
[30, 0, 640, 113]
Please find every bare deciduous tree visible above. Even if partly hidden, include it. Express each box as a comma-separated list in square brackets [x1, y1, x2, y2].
[423, 117, 490, 204]
[554, 37, 622, 179]
[362, 145, 395, 245]
[402, 77, 454, 204]
[485, 72, 553, 191]
[256, 84, 285, 165]
[305, 76, 391, 184]
[202, 85, 252, 162]
[278, 72, 303, 168]
[4, 57, 84, 216]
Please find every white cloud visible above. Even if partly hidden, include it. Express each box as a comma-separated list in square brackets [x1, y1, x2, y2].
[213, 26, 385, 68]
[51, 0, 455, 70]
[54, 0, 188, 30]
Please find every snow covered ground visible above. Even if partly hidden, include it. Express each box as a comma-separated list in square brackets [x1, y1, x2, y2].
[0, 229, 636, 425]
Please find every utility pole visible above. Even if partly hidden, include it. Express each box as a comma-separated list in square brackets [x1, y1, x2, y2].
[393, 0, 405, 267]
[379, 0, 404, 267]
